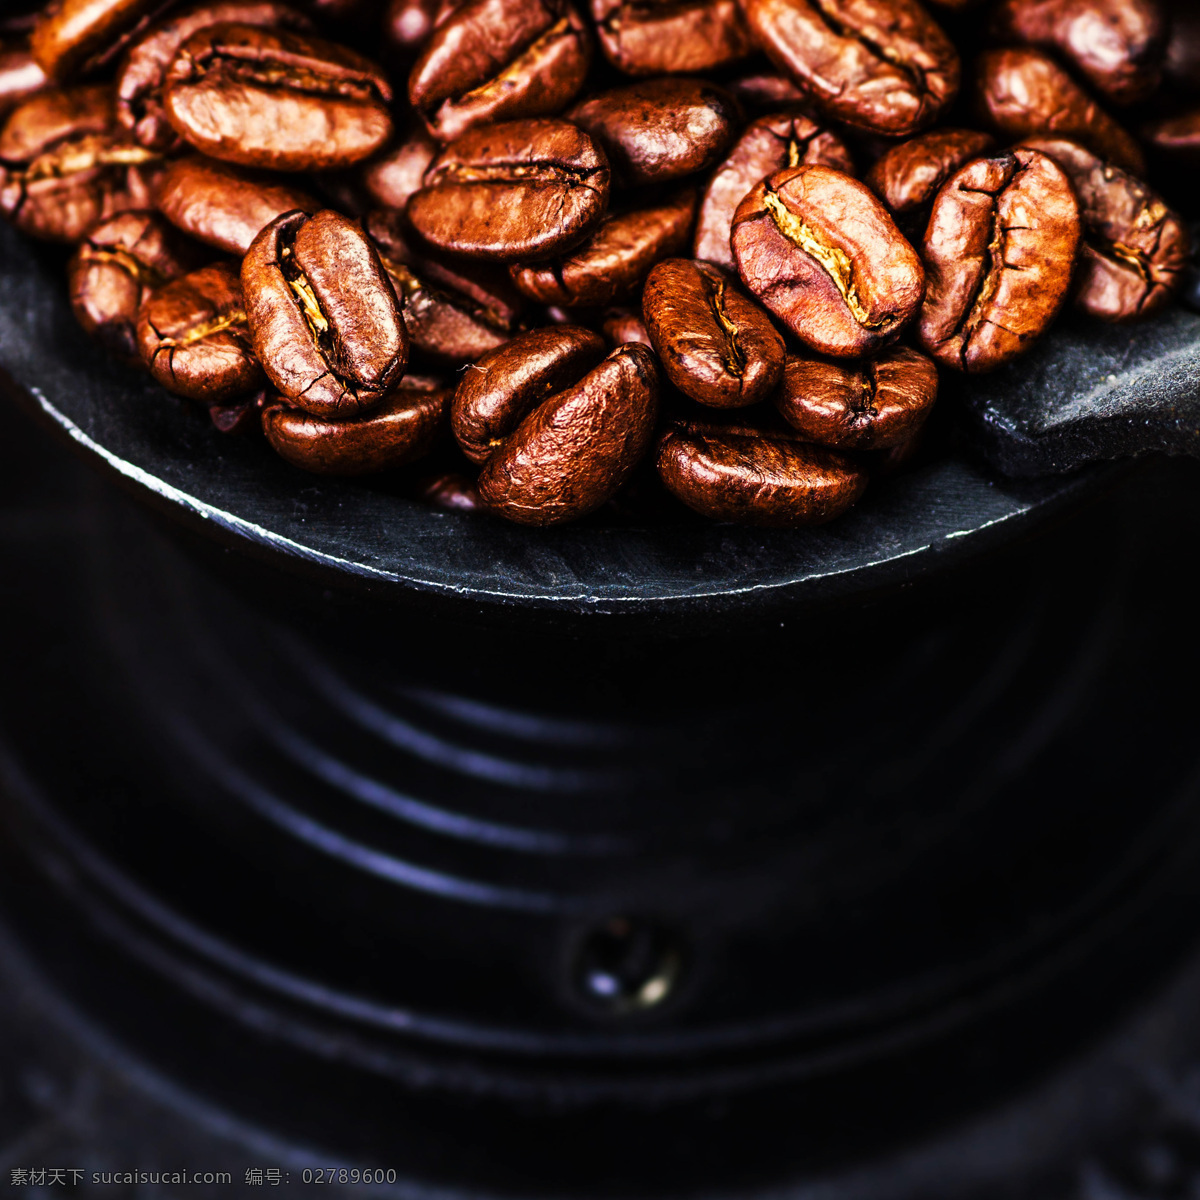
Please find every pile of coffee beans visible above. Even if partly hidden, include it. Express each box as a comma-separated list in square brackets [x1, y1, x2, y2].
[2, 0, 1196, 527]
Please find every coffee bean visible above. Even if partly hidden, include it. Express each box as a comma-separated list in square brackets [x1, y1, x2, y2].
[263, 379, 449, 474]
[602, 306, 651, 347]
[242, 208, 409, 417]
[975, 47, 1145, 175]
[509, 185, 696, 307]
[1022, 137, 1190, 324]
[406, 118, 610, 261]
[0, 84, 164, 242]
[1142, 109, 1200, 167]
[474, 339, 661, 526]
[567, 78, 738, 187]
[919, 148, 1081, 373]
[738, 0, 959, 138]
[138, 260, 265, 403]
[210, 388, 266, 434]
[656, 412, 868, 526]
[32, 0, 170, 81]
[385, 0, 458, 55]
[591, 0, 753, 77]
[157, 156, 317, 255]
[642, 258, 784, 408]
[0, 40, 47, 116]
[694, 111, 854, 271]
[116, 2, 314, 153]
[731, 164, 925, 358]
[409, 0, 591, 143]
[163, 23, 394, 171]
[69, 209, 203, 361]
[359, 122, 437, 211]
[775, 345, 938, 449]
[990, 0, 1166, 106]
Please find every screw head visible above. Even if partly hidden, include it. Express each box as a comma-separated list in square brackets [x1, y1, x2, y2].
[573, 917, 683, 1015]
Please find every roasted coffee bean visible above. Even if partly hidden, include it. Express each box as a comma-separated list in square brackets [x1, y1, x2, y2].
[210, 388, 265, 433]
[116, 2, 313, 153]
[1022, 137, 1189, 323]
[406, 118, 610, 261]
[990, 0, 1166, 106]
[731, 164, 925, 359]
[721, 66, 805, 113]
[509, 186, 696, 307]
[591, 0, 753, 77]
[775, 345, 938, 449]
[1142, 110, 1200, 167]
[865, 129, 995, 230]
[602, 306, 650, 346]
[0, 84, 164, 242]
[919, 148, 1081, 373]
[409, 0, 590, 143]
[0, 41, 48, 115]
[975, 48, 1144, 175]
[263, 380, 449, 473]
[474, 340, 661, 526]
[157, 157, 317, 254]
[385, 0, 457, 54]
[642, 258, 784, 408]
[738, 0, 959, 138]
[32, 0, 171, 81]
[360, 123, 437, 211]
[567, 78, 738, 187]
[656, 412, 867, 526]
[242, 208, 408, 416]
[694, 111, 853, 271]
[163, 23, 393, 171]
[138, 260, 264, 402]
[69, 209, 202, 361]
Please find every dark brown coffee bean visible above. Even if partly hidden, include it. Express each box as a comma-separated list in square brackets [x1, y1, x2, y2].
[32, 0, 171, 81]
[406, 118, 610, 262]
[1021, 137, 1190, 323]
[775, 345, 937, 450]
[1142, 109, 1200, 167]
[0, 84, 164, 242]
[990, 0, 1166, 106]
[163, 23, 393, 171]
[157, 156, 317, 255]
[409, 0, 591, 143]
[210, 388, 265, 433]
[138, 260, 264, 402]
[385, 0, 458, 54]
[242, 208, 409, 417]
[919, 148, 1081, 373]
[737, 0, 959, 138]
[0, 41, 48, 116]
[731, 164, 925, 359]
[475, 340, 661, 526]
[263, 380, 449, 474]
[694, 111, 854, 271]
[116, 2, 313, 153]
[567, 78, 738, 187]
[656, 413, 867, 526]
[69, 209, 202, 361]
[602, 306, 650, 346]
[975, 48, 1145, 175]
[591, 0, 753, 77]
[642, 258, 784, 408]
[864, 129, 995, 228]
[508, 185, 696, 307]
[359, 123, 437, 211]
[452, 324, 605, 461]
[721, 66, 805, 113]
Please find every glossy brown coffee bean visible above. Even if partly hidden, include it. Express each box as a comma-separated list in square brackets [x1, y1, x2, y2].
[990, 0, 1166, 106]
[475, 341, 661, 526]
[731, 165, 925, 359]
[163, 23, 393, 171]
[694, 111, 854, 271]
[737, 0, 959, 138]
[865, 129, 995, 228]
[409, 0, 591, 143]
[1022, 137, 1190, 323]
[137, 260, 264, 402]
[721, 67, 805, 113]
[602, 306, 650, 346]
[509, 186, 696, 307]
[567, 78, 738, 187]
[1142, 110, 1200, 166]
[359, 123, 437, 211]
[452, 324, 605, 462]
[656, 413, 867, 526]
[975, 48, 1144, 175]
[919, 148, 1080, 373]
[775, 345, 937, 450]
[242, 208, 408, 417]
[157, 157, 317, 255]
[116, 2, 313, 153]
[0, 41, 48, 116]
[263, 380, 449, 474]
[69, 209, 202, 361]
[642, 258, 784, 408]
[32, 0, 169, 81]
[0, 84, 164, 243]
[406, 119, 610, 262]
[591, 0, 753, 76]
